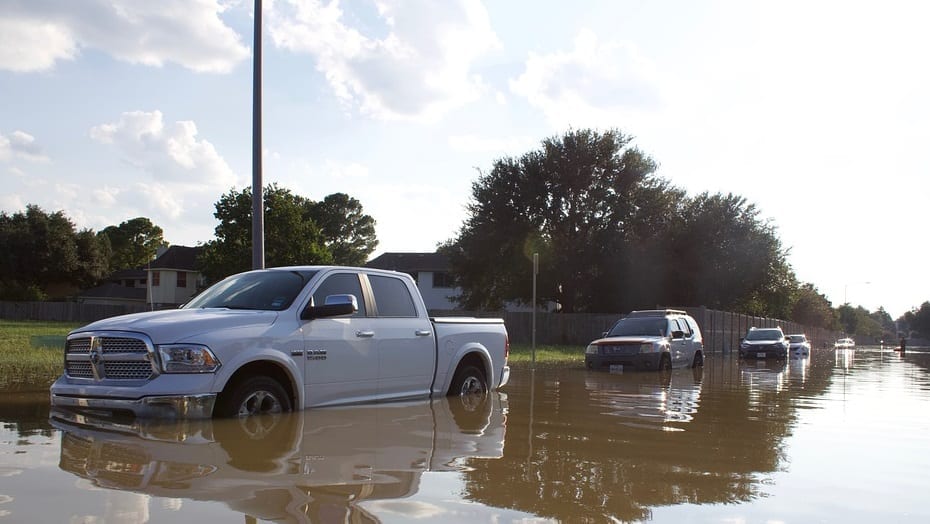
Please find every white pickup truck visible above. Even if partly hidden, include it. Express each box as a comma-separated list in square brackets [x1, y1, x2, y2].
[50, 266, 510, 418]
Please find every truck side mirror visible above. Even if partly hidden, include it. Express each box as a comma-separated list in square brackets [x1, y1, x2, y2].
[301, 294, 358, 320]
[671, 330, 685, 340]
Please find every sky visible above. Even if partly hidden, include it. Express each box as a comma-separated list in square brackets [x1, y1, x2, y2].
[2, 0, 928, 319]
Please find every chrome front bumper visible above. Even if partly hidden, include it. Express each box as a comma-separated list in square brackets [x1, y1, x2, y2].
[50, 392, 217, 419]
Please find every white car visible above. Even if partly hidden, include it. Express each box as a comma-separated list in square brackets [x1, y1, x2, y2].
[787, 334, 811, 356]
[585, 309, 705, 372]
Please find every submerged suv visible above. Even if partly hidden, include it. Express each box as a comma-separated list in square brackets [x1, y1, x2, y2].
[585, 309, 705, 372]
[739, 327, 789, 359]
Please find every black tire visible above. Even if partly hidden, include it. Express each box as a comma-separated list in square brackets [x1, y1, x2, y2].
[215, 376, 292, 418]
[448, 364, 488, 396]
[692, 351, 704, 368]
[658, 353, 672, 372]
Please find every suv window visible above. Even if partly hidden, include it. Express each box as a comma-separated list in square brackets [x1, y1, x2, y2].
[313, 273, 367, 317]
[368, 275, 417, 317]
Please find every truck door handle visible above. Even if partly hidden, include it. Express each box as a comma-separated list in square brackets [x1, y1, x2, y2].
[415, 330, 432, 337]
[356, 330, 375, 338]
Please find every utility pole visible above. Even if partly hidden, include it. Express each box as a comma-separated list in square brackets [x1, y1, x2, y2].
[251, 0, 265, 269]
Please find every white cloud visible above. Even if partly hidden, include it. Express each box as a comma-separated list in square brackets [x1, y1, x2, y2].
[0, 0, 249, 73]
[90, 110, 239, 189]
[0, 130, 49, 162]
[447, 134, 535, 155]
[268, 0, 500, 121]
[510, 29, 664, 128]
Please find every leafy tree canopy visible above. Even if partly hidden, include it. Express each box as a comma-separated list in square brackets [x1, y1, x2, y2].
[198, 184, 377, 283]
[445, 128, 800, 316]
[0, 205, 110, 299]
[790, 283, 837, 330]
[98, 217, 166, 271]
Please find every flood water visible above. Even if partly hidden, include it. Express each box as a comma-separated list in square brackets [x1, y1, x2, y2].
[1, 346, 929, 523]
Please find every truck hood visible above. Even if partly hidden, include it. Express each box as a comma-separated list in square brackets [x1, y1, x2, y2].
[72, 308, 279, 344]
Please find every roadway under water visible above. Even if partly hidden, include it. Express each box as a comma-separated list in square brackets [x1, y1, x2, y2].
[1, 346, 928, 522]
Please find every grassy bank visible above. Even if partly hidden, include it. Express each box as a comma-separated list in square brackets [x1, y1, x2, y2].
[0, 320, 77, 379]
[508, 343, 584, 365]
[0, 320, 583, 381]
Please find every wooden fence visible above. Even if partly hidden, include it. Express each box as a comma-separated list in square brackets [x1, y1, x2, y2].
[432, 306, 840, 353]
[2, 301, 839, 353]
[0, 301, 147, 323]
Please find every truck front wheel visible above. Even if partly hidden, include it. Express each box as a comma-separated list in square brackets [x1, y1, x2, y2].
[216, 376, 292, 418]
[449, 365, 488, 396]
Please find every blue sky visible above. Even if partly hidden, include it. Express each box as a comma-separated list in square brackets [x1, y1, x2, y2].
[2, 0, 927, 319]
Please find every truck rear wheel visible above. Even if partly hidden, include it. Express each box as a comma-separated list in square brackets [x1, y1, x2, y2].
[449, 365, 488, 396]
[216, 376, 292, 418]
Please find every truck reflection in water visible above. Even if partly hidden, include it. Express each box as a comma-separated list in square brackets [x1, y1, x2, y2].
[52, 393, 507, 523]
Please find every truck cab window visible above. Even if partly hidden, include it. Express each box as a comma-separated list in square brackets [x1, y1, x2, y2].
[313, 273, 366, 317]
[368, 275, 417, 317]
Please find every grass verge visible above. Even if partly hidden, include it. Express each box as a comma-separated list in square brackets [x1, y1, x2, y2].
[0, 320, 78, 380]
[508, 343, 584, 365]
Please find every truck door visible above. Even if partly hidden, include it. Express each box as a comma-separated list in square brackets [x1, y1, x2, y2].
[301, 271, 378, 407]
[366, 274, 435, 400]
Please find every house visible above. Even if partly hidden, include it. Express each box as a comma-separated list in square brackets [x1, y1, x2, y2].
[75, 245, 205, 309]
[365, 252, 459, 311]
[146, 245, 205, 309]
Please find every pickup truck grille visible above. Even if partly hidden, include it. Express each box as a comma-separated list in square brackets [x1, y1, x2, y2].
[65, 334, 156, 381]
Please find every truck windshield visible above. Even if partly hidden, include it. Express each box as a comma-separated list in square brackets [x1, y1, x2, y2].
[184, 270, 317, 311]
[606, 317, 668, 337]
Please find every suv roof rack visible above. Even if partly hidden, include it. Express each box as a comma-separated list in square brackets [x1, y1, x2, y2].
[627, 309, 687, 317]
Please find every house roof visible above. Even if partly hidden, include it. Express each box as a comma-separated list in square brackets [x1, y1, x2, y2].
[151, 245, 202, 271]
[77, 282, 147, 301]
[366, 252, 450, 272]
[110, 268, 147, 280]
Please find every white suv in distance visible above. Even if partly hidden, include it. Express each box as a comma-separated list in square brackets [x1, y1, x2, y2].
[788, 334, 811, 356]
[739, 327, 789, 359]
[585, 309, 705, 372]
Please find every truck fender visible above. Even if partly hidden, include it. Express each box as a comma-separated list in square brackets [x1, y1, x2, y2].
[437, 342, 493, 395]
[213, 348, 305, 411]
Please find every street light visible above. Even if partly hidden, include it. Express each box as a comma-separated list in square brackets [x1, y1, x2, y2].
[843, 281, 871, 306]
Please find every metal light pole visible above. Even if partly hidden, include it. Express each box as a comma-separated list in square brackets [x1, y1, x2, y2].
[532, 253, 538, 367]
[251, 0, 265, 269]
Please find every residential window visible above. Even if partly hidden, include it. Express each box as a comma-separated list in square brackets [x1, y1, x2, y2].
[432, 271, 455, 289]
[177, 272, 187, 288]
[152, 271, 160, 286]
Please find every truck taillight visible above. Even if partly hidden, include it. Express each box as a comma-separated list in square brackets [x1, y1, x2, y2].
[505, 335, 510, 361]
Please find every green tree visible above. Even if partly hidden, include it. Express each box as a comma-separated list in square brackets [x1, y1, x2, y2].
[198, 185, 377, 283]
[445, 128, 672, 312]
[445, 128, 801, 315]
[668, 192, 796, 317]
[903, 302, 930, 339]
[98, 217, 166, 271]
[309, 193, 378, 266]
[0, 205, 109, 299]
[790, 283, 837, 329]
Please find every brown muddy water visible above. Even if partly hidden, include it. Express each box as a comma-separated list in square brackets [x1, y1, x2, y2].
[1, 346, 929, 523]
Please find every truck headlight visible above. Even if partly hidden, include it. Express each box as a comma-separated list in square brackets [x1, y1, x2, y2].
[639, 343, 658, 353]
[157, 344, 221, 373]
[585, 344, 599, 355]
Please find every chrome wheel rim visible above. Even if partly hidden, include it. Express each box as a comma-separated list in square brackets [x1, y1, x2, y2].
[459, 376, 485, 395]
[237, 390, 283, 416]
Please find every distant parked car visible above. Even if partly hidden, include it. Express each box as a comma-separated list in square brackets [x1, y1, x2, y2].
[739, 327, 789, 360]
[787, 334, 811, 356]
[585, 309, 704, 372]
